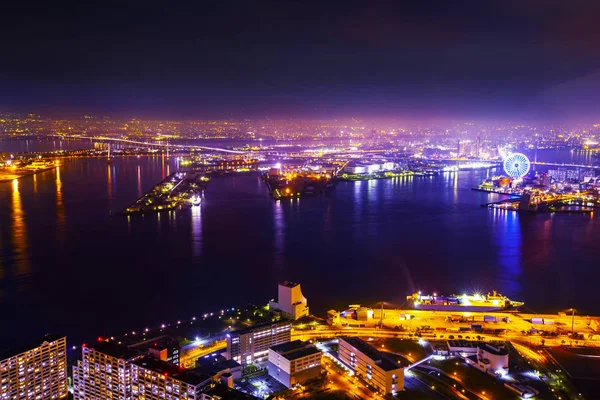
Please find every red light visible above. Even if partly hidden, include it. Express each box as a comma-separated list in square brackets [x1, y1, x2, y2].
[97, 337, 104, 342]
[82, 343, 87, 348]
[154, 343, 158, 347]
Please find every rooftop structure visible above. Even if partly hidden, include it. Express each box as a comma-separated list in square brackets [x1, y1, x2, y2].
[194, 355, 242, 382]
[269, 281, 309, 320]
[200, 384, 260, 400]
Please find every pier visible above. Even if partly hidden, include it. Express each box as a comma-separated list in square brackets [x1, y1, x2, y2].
[122, 171, 209, 214]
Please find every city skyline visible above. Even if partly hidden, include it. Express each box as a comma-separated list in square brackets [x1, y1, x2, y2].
[3, 2, 600, 399]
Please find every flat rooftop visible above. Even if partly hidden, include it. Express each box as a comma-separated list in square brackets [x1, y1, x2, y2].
[0, 334, 65, 361]
[194, 357, 241, 376]
[230, 320, 291, 336]
[339, 337, 401, 371]
[270, 340, 321, 361]
[447, 340, 478, 348]
[133, 357, 211, 386]
[280, 281, 300, 288]
[202, 384, 260, 399]
[478, 343, 508, 356]
[85, 341, 139, 360]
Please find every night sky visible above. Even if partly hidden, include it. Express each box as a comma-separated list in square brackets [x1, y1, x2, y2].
[2, 0, 600, 119]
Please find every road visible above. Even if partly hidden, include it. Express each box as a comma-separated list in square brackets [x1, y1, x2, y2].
[322, 357, 379, 399]
[179, 339, 227, 368]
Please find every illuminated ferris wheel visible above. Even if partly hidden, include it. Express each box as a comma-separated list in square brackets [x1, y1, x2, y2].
[503, 152, 531, 179]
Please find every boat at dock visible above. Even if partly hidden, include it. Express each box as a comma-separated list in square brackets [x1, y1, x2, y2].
[406, 290, 523, 312]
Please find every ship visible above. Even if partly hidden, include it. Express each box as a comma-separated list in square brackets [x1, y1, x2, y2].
[191, 195, 201, 206]
[406, 290, 523, 312]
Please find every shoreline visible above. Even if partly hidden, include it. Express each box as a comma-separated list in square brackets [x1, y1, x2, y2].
[0, 165, 58, 183]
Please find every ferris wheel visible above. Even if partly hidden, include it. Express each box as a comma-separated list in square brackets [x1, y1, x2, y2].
[503, 152, 531, 179]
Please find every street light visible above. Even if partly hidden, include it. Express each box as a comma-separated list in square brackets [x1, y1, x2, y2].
[568, 308, 576, 336]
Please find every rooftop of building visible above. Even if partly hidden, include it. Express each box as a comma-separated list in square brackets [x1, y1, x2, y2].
[269, 340, 321, 361]
[280, 280, 300, 288]
[447, 340, 479, 348]
[133, 357, 211, 386]
[0, 334, 66, 361]
[85, 340, 140, 360]
[194, 355, 241, 376]
[229, 319, 291, 336]
[339, 337, 402, 372]
[478, 343, 509, 356]
[202, 384, 260, 399]
[129, 335, 180, 351]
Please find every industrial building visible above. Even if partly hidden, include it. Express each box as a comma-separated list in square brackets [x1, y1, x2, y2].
[226, 320, 292, 365]
[343, 162, 396, 175]
[447, 340, 509, 375]
[0, 334, 68, 400]
[469, 343, 509, 375]
[338, 337, 404, 394]
[269, 281, 309, 320]
[267, 340, 322, 388]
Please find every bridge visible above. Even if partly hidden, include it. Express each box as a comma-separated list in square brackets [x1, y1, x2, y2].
[530, 161, 600, 169]
[52, 134, 246, 154]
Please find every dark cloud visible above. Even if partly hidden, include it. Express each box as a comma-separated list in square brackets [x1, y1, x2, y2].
[1, 0, 600, 119]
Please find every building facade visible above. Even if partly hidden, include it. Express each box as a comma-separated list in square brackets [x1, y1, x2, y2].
[72, 341, 141, 400]
[0, 334, 68, 400]
[267, 340, 322, 388]
[473, 343, 509, 374]
[226, 320, 291, 365]
[338, 337, 404, 394]
[131, 358, 210, 400]
[268, 281, 309, 320]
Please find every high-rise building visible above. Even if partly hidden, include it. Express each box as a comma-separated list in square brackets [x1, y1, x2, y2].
[338, 337, 404, 394]
[226, 320, 291, 365]
[131, 357, 210, 400]
[72, 341, 141, 400]
[269, 281, 309, 320]
[0, 334, 68, 400]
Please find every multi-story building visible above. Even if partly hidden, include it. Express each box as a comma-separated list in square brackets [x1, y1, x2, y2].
[226, 320, 291, 365]
[131, 357, 210, 400]
[338, 337, 404, 394]
[267, 340, 322, 388]
[269, 281, 309, 320]
[72, 341, 141, 400]
[471, 343, 509, 375]
[0, 334, 68, 400]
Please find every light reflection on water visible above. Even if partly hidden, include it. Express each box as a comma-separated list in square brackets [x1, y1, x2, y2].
[0, 152, 599, 344]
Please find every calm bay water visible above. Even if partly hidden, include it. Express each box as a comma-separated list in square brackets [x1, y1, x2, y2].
[1, 140, 600, 346]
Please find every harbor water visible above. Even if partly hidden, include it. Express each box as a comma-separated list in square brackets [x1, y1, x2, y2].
[1, 140, 600, 345]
